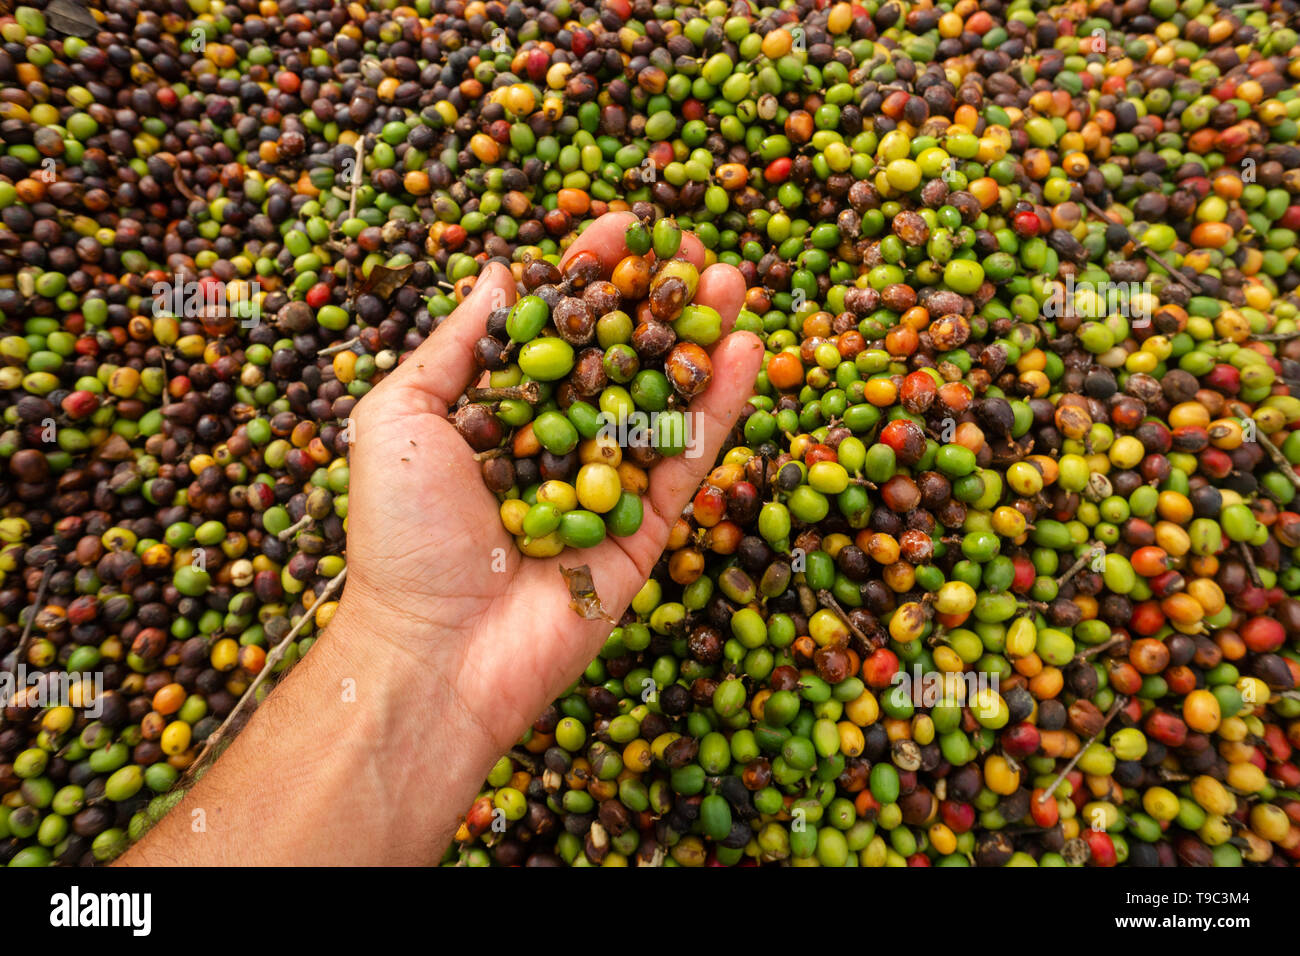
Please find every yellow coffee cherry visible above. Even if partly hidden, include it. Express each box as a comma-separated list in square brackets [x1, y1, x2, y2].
[160, 720, 192, 756]
[575, 463, 622, 513]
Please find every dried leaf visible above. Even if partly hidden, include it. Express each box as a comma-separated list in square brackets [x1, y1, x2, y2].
[561, 565, 616, 624]
[46, 0, 98, 37]
[93, 433, 133, 461]
[358, 262, 414, 300]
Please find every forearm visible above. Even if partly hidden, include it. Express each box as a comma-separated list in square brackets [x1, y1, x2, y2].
[118, 602, 497, 866]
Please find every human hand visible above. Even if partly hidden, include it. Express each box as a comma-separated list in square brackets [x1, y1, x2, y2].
[120, 213, 761, 867]
[336, 211, 762, 776]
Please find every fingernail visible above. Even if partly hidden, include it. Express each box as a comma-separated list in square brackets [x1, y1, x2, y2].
[466, 262, 510, 309]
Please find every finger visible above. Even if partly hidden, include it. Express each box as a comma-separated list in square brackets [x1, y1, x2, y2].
[694, 262, 747, 337]
[382, 261, 517, 415]
[643, 330, 763, 532]
[559, 211, 707, 273]
[559, 211, 639, 273]
[591, 330, 765, 591]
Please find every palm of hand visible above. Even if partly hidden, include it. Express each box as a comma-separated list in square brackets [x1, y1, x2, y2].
[345, 393, 632, 748]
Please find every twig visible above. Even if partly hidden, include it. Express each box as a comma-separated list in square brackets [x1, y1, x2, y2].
[509, 748, 541, 775]
[1251, 330, 1300, 342]
[157, 349, 170, 397]
[1254, 428, 1300, 491]
[1074, 634, 1125, 662]
[1037, 695, 1128, 803]
[8, 560, 56, 676]
[924, 626, 949, 648]
[466, 382, 541, 403]
[343, 136, 367, 313]
[180, 568, 348, 787]
[1239, 541, 1263, 587]
[276, 514, 313, 541]
[816, 590, 870, 644]
[1056, 542, 1102, 587]
[1079, 197, 1201, 292]
[318, 336, 360, 357]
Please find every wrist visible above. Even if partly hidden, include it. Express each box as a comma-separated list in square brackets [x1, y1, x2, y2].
[314, 595, 502, 856]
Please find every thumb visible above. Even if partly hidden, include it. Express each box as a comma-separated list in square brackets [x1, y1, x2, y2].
[380, 261, 518, 415]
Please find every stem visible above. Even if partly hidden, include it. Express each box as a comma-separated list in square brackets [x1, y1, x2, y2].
[343, 136, 367, 313]
[1239, 541, 1263, 588]
[1254, 428, 1300, 491]
[1252, 331, 1300, 342]
[1079, 197, 1201, 292]
[472, 447, 510, 461]
[318, 336, 360, 357]
[179, 568, 348, 787]
[1074, 634, 1125, 662]
[7, 560, 56, 676]
[1037, 695, 1128, 804]
[1056, 542, 1102, 587]
[276, 514, 313, 542]
[466, 382, 542, 404]
[816, 589, 870, 645]
[1138, 244, 1202, 293]
[509, 748, 541, 775]
[924, 625, 949, 649]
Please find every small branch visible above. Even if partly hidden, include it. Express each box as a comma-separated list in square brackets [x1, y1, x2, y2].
[277, 514, 313, 541]
[1079, 197, 1201, 293]
[8, 560, 56, 676]
[179, 568, 348, 787]
[1037, 695, 1128, 803]
[1056, 542, 1102, 587]
[924, 626, 949, 648]
[343, 136, 367, 313]
[1239, 541, 1263, 587]
[509, 748, 541, 775]
[1074, 634, 1125, 662]
[1254, 428, 1300, 491]
[1251, 330, 1300, 342]
[466, 382, 541, 404]
[318, 336, 360, 357]
[816, 589, 870, 644]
